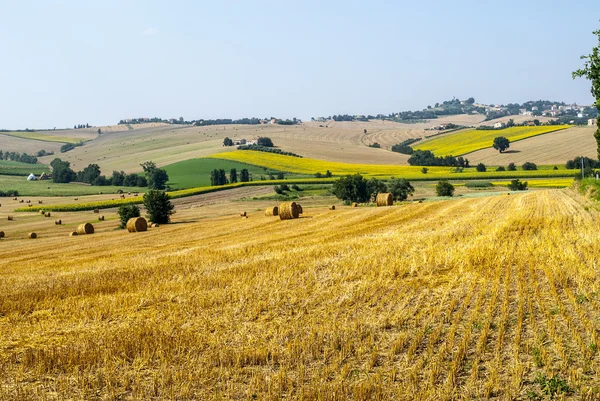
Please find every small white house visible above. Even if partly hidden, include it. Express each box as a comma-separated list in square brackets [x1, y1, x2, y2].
[590, 119, 597, 126]
[578, 113, 584, 118]
[494, 122, 506, 129]
[27, 173, 37, 181]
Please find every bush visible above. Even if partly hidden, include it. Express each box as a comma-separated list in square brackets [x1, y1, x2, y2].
[280, 184, 290, 191]
[496, 166, 506, 171]
[257, 137, 274, 147]
[368, 143, 381, 148]
[421, 167, 428, 174]
[118, 204, 140, 229]
[465, 181, 494, 188]
[507, 162, 517, 171]
[436, 181, 455, 197]
[143, 190, 175, 224]
[274, 185, 284, 195]
[508, 179, 528, 191]
[388, 178, 414, 201]
[476, 163, 487, 172]
[0, 190, 19, 197]
[522, 162, 538, 171]
[291, 184, 301, 191]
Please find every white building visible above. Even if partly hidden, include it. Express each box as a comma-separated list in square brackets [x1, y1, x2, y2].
[494, 122, 506, 129]
[578, 113, 584, 118]
[589, 119, 597, 126]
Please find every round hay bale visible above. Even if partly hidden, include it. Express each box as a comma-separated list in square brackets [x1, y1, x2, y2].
[150, 223, 159, 228]
[39, 210, 45, 215]
[240, 211, 247, 217]
[45, 212, 51, 217]
[329, 205, 336, 210]
[55, 219, 62, 225]
[77, 223, 94, 235]
[376, 193, 393, 207]
[69, 232, 78, 237]
[74, 198, 78, 201]
[352, 203, 358, 208]
[98, 216, 105, 221]
[265, 206, 279, 216]
[27, 200, 30, 203]
[7, 215, 13, 221]
[28, 232, 37, 239]
[297, 204, 303, 214]
[278, 202, 300, 220]
[126, 217, 148, 233]
[93, 209, 100, 214]
[0, 231, 4, 238]
[19, 200, 24, 203]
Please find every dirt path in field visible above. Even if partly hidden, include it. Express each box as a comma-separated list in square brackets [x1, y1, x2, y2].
[172, 186, 274, 209]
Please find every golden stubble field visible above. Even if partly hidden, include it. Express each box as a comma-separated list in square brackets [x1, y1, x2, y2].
[1, 189, 600, 400]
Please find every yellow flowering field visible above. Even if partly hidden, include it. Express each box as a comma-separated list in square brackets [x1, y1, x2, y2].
[414, 125, 570, 156]
[0, 131, 83, 144]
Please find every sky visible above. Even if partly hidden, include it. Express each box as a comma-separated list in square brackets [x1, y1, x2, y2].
[0, 0, 598, 129]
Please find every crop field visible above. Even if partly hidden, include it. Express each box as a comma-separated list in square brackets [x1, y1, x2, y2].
[0, 131, 86, 144]
[212, 150, 577, 179]
[1, 189, 600, 399]
[0, 160, 49, 176]
[0, 134, 63, 155]
[0, 175, 144, 196]
[468, 126, 598, 165]
[414, 125, 570, 156]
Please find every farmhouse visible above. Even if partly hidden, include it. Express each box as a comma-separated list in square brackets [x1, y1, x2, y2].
[494, 122, 506, 129]
[590, 119, 597, 126]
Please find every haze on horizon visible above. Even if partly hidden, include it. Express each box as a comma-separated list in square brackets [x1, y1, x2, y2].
[0, 0, 597, 130]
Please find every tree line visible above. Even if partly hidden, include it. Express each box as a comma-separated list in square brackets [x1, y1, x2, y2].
[0, 150, 38, 164]
[210, 168, 250, 186]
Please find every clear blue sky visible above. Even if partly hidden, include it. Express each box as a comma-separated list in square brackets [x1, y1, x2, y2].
[0, 0, 598, 129]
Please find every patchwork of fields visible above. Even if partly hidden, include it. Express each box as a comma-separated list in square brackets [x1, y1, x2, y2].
[414, 125, 570, 156]
[2, 189, 600, 399]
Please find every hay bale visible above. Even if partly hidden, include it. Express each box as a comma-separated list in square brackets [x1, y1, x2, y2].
[38, 200, 43, 204]
[77, 223, 94, 235]
[150, 223, 159, 228]
[45, 212, 51, 217]
[39, 210, 45, 215]
[376, 193, 393, 207]
[28, 232, 37, 239]
[297, 204, 303, 214]
[55, 219, 62, 225]
[279, 202, 300, 220]
[19, 200, 24, 203]
[329, 205, 336, 210]
[352, 203, 358, 208]
[240, 211, 247, 217]
[127, 217, 148, 233]
[93, 209, 99, 214]
[265, 206, 279, 216]
[98, 216, 105, 221]
[0, 231, 4, 238]
[7, 216, 13, 221]
[26, 200, 30, 203]
[74, 198, 78, 201]
[69, 232, 78, 237]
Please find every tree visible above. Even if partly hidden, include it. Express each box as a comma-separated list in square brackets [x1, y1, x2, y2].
[421, 167, 428, 174]
[223, 137, 234, 146]
[367, 178, 387, 200]
[573, 28, 600, 159]
[147, 168, 169, 190]
[143, 190, 175, 224]
[506, 118, 515, 128]
[388, 178, 414, 201]
[508, 179, 528, 191]
[240, 168, 250, 182]
[78, 164, 101, 184]
[140, 161, 157, 173]
[51, 158, 75, 183]
[522, 162, 537, 171]
[112, 171, 125, 186]
[436, 181, 455, 197]
[496, 166, 506, 171]
[476, 163, 487, 172]
[97, 128, 102, 135]
[465, 97, 475, 104]
[493, 136, 510, 153]
[257, 137, 274, 147]
[325, 170, 332, 178]
[507, 162, 517, 171]
[230, 168, 238, 183]
[331, 174, 370, 203]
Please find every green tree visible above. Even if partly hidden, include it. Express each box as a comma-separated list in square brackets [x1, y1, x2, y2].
[51, 158, 75, 183]
[573, 28, 600, 159]
[508, 179, 528, 191]
[436, 181, 455, 197]
[493, 136, 510, 153]
[476, 163, 487, 172]
[240, 168, 250, 182]
[78, 163, 102, 184]
[112, 171, 125, 186]
[143, 190, 175, 224]
[230, 168, 238, 183]
[507, 162, 517, 171]
[140, 161, 157, 173]
[331, 174, 370, 203]
[257, 137, 274, 147]
[388, 178, 414, 201]
[117, 205, 140, 228]
[522, 162, 537, 171]
[223, 137, 234, 146]
[367, 178, 387, 200]
[147, 168, 169, 190]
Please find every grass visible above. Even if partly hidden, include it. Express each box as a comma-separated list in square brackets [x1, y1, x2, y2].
[2, 190, 600, 399]
[0, 131, 82, 144]
[413, 125, 570, 156]
[0, 160, 50, 176]
[212, 150, 577, 180]
[163, 158, 290, 189]
[0, 175, 144, 196]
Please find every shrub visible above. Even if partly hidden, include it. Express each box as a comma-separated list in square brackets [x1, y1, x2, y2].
[496, 166, 506, 171]
[421, 167, 428, 174]
[257, 137, 274, 147]
[388, 178, 414, 201]
[368, 142, 381, 148]
[436, 181, 455, 197]
[143, 190, 175, 224]
[465, 181, 494, 188]
[476, 163, 486, 172]
[0, 190, 19, 197]
[118, 205, 140, 229]
[274, 185, 284, 195]
[331, 174, 369, 203]
[291, 184, 301, 191]
[280, 184, 290, 191]
[507, 162, 517, 171]
[522, 162, 538, 171]
[508, 179, 528, 191]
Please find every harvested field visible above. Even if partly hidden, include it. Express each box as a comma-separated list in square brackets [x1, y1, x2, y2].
[1, 190, 600, 399]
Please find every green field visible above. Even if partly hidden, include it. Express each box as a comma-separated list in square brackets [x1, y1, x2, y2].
[164, 158, 295, 189]
[0, 131, 82, 144]
[0, 160, 50, 176]
[0, 175, 145, 196]
[413, 125, 570, 156]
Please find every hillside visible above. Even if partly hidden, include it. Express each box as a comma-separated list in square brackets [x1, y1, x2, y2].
[2, 189, 600, 399]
